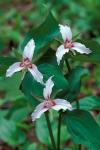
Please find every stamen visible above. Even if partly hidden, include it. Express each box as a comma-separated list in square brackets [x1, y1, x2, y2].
[20, 58, 32, 68]
[64, 40, 73, 49]
[44, 100, 56, 108]
[20, 62, 24, 67]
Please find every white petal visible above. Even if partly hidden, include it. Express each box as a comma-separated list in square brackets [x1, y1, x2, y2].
[59, 24, 72, 41]
[72, 42, 92, 54]
[31, 102, 48, 121]
[28, 64, 44, 84]
[6, 62, 23, 77]
[56, 45, 69, 65]
[43, 76, 54, 99]
[52, 99, 73, 111]
[23, 39, 35, 61]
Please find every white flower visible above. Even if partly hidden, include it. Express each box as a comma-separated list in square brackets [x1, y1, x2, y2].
[56, 24, 92, 65]
[31, 76, 72, 121]
[6, 39, 44, 84]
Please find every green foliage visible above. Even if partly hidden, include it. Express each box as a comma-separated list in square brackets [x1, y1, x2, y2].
[27, 143, 37, 150]
[0, 118, 25, 146]
[36, 112, 70, 147]
[65, 66, 88, 102]
[21, 13, 59, 63]
[97, 113, 100, 126]
[64, 110, 100, 150]
[0, 1, 100, 150]
[70, 40, 100, 63]
[21, 64, 68, 106]
[0, 73, 23, 100]
[0, 57, 18, 76]
[73, 96, 100, 110]
[11, 107, 31, 122]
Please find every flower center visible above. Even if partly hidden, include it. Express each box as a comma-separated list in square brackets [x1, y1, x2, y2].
[64, 40, 73, 49]
[20, 58, 32, 68]
[44, 99, 56, 108]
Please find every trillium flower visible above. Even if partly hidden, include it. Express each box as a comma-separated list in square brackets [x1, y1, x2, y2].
[31, 76, 72, 121]
[56, 24, 92, 65]
[6, 39, 44, 84]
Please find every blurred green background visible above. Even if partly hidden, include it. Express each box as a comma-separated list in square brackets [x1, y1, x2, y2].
[0, 0, 100, 150]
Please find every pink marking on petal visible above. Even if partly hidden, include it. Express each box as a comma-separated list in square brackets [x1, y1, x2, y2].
[43, 100, 56, 109]
[64, 39, 73, 49]
[20, 58, 32, 69]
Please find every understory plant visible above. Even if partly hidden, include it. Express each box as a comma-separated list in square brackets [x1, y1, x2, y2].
[0, 12, 100, 150]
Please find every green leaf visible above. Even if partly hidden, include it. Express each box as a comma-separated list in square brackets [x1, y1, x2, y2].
[0, 110, 9, 118]
[64, 110, 100, 150]
[0, 57, 18, 76]
[39, 64, 68, 92]
[0, 73, 23, 100]
[21, 12, 59, 63]
[11, 107, 31, 122]
[22, 142, 38, 150]
[27, 143, 37, 150]
[36, 115, 50, 146]
[73, 96, 100, 110]
[21, 64, 68, 106]
[70, 40, 100, 63]
[0, 118, 25, 146]
[36, 111, 70, 147]
[36, 48, 57, 66]
[96, 113, 100, 126]
[65, 66, 88, 102]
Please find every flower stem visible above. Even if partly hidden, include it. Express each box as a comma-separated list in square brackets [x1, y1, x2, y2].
[66, 59, 80, 110]
[21, 70, 26, 81]
[79, 144, 82, 150]
[45, 111, 56, 150]
[65, 59, 71, 73]
[76, 99, 80, 110]
[57, 110, 62, 150]
[66, 58, 81, 150]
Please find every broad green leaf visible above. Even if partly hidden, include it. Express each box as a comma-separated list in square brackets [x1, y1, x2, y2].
[36, 48, 57, 66]
[0, 110, 9, 118]
[21, 64, 68, 106]
[73, 96, 100, 110]
[0, 73, 23, 100]
[70, 40, 100, 63]
[0, 13, 59, 76]
[36, 111, 70, 147]
[11, 107, 31, 122]
[21, 12, 59, 63]
[94, 66, 100, 85]
[39, 64, 68, 91]
[0, 118, 25, 146]
[27, 143, 37, 150]
[22, 142, 42, 150]
[64, 110, 100, 150]
[36, 115, 50, 146]
[0, 57, 18, 76]
[64, 146, 78, 150]
[65, 66, 88, 102]
[97, 113, 100, 126]
[20, 72, 44, 106]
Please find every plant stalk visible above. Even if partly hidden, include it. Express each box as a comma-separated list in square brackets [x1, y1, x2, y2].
[45, 111, 56, 150]
[57, 111, 62, 150]
[76, 99, 80, 110]
[79, 144, 82, 150]
[65, 59, 71, 73]
[66, 58, 81, 150]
